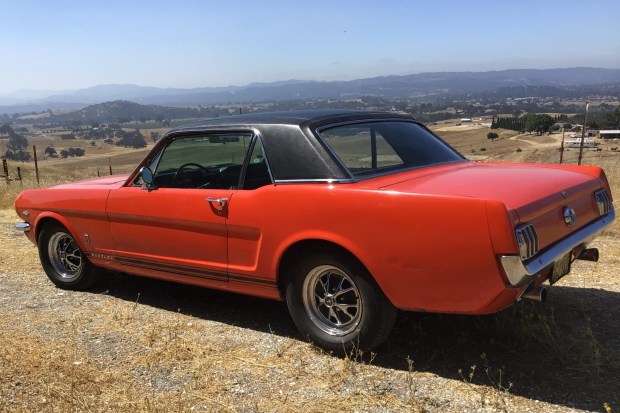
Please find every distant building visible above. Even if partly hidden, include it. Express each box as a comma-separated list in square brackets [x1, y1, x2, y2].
[460, 118, 472, 123]
[599, 130, 620, 139]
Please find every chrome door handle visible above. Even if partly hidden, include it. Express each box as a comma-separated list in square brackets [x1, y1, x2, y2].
[206, 197, 228, 207]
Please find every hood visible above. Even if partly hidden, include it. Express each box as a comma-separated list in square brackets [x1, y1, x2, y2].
[50, 174, 130, 190]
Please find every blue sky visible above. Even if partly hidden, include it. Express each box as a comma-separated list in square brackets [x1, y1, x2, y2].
[1, 0, 619, 94]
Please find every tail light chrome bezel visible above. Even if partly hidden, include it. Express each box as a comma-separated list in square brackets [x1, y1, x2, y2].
[594, 189, 612, 216]
[516, 224, 539, 261]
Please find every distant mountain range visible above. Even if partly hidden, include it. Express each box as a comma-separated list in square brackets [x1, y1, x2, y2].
[1, 67, 620, 114]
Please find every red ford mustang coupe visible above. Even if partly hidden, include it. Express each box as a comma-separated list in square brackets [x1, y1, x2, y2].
[15, 110, 615, 352]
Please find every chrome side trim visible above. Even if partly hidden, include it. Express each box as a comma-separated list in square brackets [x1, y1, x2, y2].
[274, 178, 356, 184]
[16, 222, 31, 231]
[501, 208, 615, 286]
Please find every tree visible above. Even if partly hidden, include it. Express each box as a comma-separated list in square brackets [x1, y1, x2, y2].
[4, 130, 31, 161]
[150, 131, 161, 142]
[68, 147, 85, 157]
[7, 133, 28, 152]
[523, 113, 554, 135]
[0, 123, 13, 135]
[600, 107, 620, 129]
[116, 130, 146, 148]
[44, 146, 57, 157]
[4, 150, 32, 161]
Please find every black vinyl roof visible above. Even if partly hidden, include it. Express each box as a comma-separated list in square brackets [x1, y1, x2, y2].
[168, 109, 413, 132]
[163, 110, 417, 182]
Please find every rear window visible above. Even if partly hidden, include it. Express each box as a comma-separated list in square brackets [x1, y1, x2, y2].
[318, 121, 463, 177]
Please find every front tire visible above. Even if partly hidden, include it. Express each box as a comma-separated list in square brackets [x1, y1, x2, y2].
[286, 252, 397, 354]
[38, 223, 100, 290]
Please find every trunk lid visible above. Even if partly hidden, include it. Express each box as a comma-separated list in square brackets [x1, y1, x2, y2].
[378, 162, 607, 250]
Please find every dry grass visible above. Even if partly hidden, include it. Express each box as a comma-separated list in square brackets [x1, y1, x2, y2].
[1, 124, 619, 412]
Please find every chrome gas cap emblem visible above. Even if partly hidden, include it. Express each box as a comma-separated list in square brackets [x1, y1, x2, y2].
[563, 206, 577, 226]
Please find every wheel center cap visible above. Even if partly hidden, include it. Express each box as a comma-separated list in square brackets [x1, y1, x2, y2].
[324, 295, 335, 307]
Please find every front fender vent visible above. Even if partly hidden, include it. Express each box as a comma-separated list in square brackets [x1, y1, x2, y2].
[516, 224, 538, 261]
[594, 189, 612, 216]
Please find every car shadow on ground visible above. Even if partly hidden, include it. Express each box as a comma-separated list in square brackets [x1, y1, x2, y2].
[96, 272, 619, 411]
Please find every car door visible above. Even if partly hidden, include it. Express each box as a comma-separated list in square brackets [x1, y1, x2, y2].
[106, 132, 253, 282]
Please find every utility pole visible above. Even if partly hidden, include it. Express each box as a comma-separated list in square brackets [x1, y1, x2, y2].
[577, 101, 589, 165]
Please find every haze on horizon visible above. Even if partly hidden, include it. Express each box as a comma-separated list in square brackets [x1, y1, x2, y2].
[2, 0, 619, 95]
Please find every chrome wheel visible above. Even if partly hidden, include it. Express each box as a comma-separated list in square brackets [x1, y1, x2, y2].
[48, 232, 82, 279]
[302, 265, 362, 336]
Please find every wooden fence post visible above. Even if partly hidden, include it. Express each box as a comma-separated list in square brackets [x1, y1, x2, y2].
[2, 159, 9, 184]
[109, 158, 112, 175]
[33, 145, 40, 184]
[16, 167, 22, 183]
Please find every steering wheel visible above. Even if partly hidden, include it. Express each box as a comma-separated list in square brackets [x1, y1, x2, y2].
[173, 162, 211, 188]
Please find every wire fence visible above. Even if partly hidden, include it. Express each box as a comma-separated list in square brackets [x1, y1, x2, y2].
[1, 145, 118, 186]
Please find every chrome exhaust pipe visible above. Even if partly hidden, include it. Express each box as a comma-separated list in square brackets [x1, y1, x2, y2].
[522, 286, 547, 302]
[576, 248, 599, 262]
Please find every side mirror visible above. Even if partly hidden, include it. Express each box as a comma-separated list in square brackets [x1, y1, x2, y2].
[140, 166, 155, 190]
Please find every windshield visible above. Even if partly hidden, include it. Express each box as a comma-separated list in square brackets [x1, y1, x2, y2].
[318, 121, 464, 178]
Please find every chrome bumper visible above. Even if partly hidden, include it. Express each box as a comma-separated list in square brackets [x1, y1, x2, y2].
[15, 222, 31, 231]
[501, 208, 615, 286]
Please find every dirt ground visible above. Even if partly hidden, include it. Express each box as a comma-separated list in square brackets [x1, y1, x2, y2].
[1, 123, 619, 412]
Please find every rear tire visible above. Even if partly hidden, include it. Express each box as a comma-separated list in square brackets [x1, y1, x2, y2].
[38, 223, 100, 290]
[285, 252, 397, 354]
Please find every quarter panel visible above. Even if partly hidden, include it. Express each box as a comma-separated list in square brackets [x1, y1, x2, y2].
[227, 183, 506, 313]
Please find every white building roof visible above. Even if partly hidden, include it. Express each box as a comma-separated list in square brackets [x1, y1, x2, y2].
[599, 130, 620, 134]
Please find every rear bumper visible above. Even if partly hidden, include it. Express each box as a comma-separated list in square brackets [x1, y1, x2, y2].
[500, 208, 615, 286]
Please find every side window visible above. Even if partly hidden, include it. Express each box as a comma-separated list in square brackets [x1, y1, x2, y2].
[154, 134, 252, 189]
[242, 139, 272, 190]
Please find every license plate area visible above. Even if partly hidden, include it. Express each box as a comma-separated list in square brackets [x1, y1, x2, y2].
[550, 253, 571, 285]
